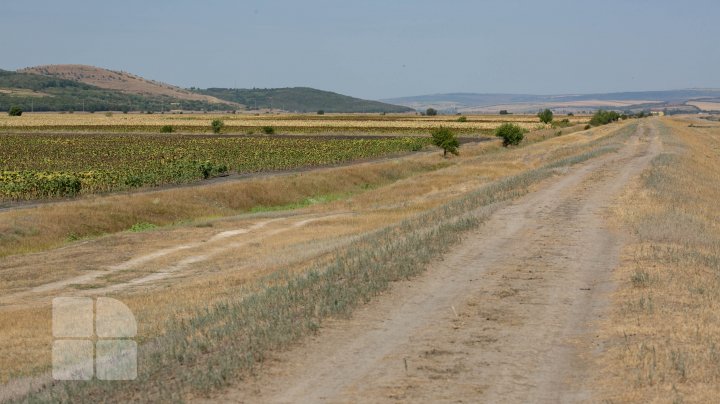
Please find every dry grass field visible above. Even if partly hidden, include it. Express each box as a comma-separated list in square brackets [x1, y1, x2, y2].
[685, 101, 720, 112]
[596, 117, 720, 403]
[7, 113, 712, 403]
[0, 116, 625, 401]
[0, 112, 587, 135]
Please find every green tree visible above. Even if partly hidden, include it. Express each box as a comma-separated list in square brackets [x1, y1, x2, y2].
[8, 106, 22, 116]
[495, 123, 526, 147]
[211, 119, 224, 134]
[426, 108, 438, 116]
[589, 110, 620, 126]
[317, 110, 325, 115]
[538, 109, 553, 124]
[431, 127, 460, 157]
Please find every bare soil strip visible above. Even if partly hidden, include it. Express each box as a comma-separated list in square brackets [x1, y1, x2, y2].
[210, 123, 660, 403]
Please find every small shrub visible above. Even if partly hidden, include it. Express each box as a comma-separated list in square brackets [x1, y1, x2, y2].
[426, 108, 438, 116]
[457, 116, 467, 122]
[495, 123, 526, 147]
[262, 126, 275, 134]
[430, 127, 460, 157]
[584, 124, 591, 130]
[589, 110, 620, 126]
[125, 174, 145, 188]
[499, 110, 509, 115]
[160, 125, 174, 133]
[538, 108, 554, 124]
[8, 106, 22, 116]
[197, 161, 228, 179]
[551, 118, 572, 128]
[211, 119, 224, 134]
[317, 110, 325, 115]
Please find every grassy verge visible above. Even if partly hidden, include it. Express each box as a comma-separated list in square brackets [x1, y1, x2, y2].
[0, 159, 447, 258]
[13, 123, 635, 403]
[249, 192, 350, 213]
[598, 118, 720, 402]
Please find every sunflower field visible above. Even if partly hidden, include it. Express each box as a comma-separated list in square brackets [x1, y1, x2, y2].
[0, 133, 431, 200]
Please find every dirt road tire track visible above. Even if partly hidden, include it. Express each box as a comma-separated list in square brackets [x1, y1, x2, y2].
[208, 122, 661, 403]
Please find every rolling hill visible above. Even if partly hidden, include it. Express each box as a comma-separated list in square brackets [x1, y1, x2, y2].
[18, 65, 230, 105]
[196, 87, 414, 113]
[383, 89, 720, 113]
[0, 68, 237, 113]
[1, 65, 413, 114]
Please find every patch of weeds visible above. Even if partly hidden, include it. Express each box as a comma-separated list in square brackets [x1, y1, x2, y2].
[670, 350, 688, 380]
[129, 222, 157, 232]
[631, 269, 652, 288]
[638, 295, 654, 314]
[250, 193, 345, 213]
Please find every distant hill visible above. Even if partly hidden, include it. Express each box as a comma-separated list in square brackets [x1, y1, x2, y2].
[197, 87, 414, 113]
[19, 64, 230, 105]
[1, 65, 412, 114]
[0, 69, 236, 112]
[383, 89, 720, 113]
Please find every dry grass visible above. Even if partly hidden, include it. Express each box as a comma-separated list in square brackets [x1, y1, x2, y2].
[686, 101, 720, 112]
[0, 112, 588, 134]
[0, 121, 632, 394]
[0, 157, 445, 258]
[598, 117, 720, 403]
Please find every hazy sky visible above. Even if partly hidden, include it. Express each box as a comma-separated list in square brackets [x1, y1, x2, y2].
[2, 0, 719, 99]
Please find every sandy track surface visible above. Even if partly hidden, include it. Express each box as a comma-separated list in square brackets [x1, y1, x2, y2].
[209, 122, 661, 403]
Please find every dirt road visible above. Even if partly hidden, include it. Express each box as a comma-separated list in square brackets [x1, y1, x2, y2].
[211, 122, 661, 403]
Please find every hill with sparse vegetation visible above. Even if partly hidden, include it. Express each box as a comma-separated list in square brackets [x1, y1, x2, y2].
[18, 65, 229, 104]
[1, 65, 412, 113]
[0, 69, 236, 112]
[197, 87, 414, 113]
